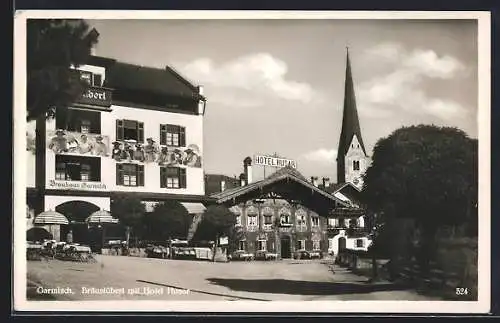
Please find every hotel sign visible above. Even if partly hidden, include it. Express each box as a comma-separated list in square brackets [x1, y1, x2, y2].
[48, 180, 108, 191]
[254, 155, 297, 169]
[76, 86, 113, 107]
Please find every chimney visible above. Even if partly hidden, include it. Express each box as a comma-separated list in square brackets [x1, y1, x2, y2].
[322, 177, 330, 188]
[197, 85, 204, 96]
[221, 180, 226, 192]
[310, 176, 319, 187]
[244, 157, 253, 185]
[239, 173, 246, 187]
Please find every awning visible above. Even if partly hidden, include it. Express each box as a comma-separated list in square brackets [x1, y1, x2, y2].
[34, 211, 69, 225]
[181, 202, 206, 214]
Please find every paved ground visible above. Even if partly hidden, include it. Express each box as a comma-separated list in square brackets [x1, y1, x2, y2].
[27, 255, 440, 301]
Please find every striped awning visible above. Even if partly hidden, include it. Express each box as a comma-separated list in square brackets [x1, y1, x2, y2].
[34, 211, 69, 225]
[86, 210, 119, 224]
[181, 202, 206, 214]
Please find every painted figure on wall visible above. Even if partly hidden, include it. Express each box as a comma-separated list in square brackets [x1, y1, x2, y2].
[93, 135, 108, 156]
[48, 129, 69, 153]
[133, 143, 145, 162]
[144, 138, 159, 162]
[112, 141, 123, 161]
[158, 147, 170, 166]
[183, 144, 202, 168]
[78, 134, 94, 154]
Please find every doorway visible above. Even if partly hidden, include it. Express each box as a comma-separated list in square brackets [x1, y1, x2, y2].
[280, 235, 291, 259]
[338, 237, 347, 253]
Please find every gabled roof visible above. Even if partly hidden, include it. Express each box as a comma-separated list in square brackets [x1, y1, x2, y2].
[103, 62, 204, 100]
[212, 167, 349, 207]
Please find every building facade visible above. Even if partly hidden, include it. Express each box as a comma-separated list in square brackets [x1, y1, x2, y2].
[26, 56, 210, 244]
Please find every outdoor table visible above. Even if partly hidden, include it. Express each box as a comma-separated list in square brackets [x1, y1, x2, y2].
[309, 252, 321, 259]
[265, 253, 279, 260]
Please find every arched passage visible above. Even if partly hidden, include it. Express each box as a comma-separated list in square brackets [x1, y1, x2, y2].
[55, 200, 100, 246]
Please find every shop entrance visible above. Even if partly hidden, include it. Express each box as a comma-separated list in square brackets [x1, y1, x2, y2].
[280, 235, 291, 259]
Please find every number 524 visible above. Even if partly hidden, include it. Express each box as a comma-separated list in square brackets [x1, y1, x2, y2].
[456, 288, 469, 295]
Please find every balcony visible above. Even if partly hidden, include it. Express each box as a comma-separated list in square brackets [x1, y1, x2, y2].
[75, 86, 113, 109]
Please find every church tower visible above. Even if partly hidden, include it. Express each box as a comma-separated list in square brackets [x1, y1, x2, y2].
[336, 48, 370, 190]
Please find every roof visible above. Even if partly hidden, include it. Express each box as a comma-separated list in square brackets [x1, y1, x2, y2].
[337, 49, 367, 158]
[212, 167, 349, 207]
[103, 61, 204, 100]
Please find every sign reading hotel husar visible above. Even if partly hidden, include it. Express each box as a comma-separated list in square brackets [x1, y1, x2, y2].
[254, 155, 297, 169]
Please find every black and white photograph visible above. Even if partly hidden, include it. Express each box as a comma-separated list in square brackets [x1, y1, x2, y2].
[13, 11, 490, 313]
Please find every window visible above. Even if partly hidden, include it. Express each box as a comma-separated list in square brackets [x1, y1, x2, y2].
[328, 218, 339, 227]
[339, 217, 346, 228]
[116, 120, 144, 142]
[117, 164, 144, 186]
[80, 71, 103, 87]
[296, 209, 307, 227]
[279, 208, 291, 225]
[353, 160, 360, 171]
[80, 119, 91, 134]
[80, 164, 91, 181]
[262, 207, 273, 228]
[160, 124, 186, 147]
[356, 239, 364, 248]
[313, 240, 321, 250]
[54, 155, 101, 181]
[247, 214, 258, 227]
[238, 240, 246, 251]
[296, 240, 306, 251]
[160, 167, 186, 189]
[231, 206, 242, 226]
[258, 240, 267, 251]
[56, 108, 101, 134]
[311, 216, 320, 227]
[264, 215, 273, 226]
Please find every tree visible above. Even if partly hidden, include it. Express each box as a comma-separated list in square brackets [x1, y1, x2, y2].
[27, 19, 99, 121]
[143, 201, 190, 242]
[194, 205, 237, 261]
[362, 125, 477, 279]
[111, 196, 146, 246]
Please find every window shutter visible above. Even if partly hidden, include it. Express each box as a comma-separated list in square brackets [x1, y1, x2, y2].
[138, 122, 144, 143]
[93, 74, 102, 87]
[179, 168, 187, 188]
[180, 127, 186, 147]
[116, 120, 124, 141]
[160, 125, 166, 145]
[138, 165, 144, 186]
[116, 164, 123, 185]
[160, 167, 165, 188]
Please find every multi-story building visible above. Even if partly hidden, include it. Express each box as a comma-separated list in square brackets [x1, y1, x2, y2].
[26, 55, 210, 243]
[209, 160, 349, 259]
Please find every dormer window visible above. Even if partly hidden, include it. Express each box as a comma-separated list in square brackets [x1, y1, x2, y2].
[80, 71, 103, 87]
[353, 160, 360, 171]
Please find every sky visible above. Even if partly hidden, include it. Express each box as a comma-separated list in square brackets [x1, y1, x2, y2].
[86, 18, 478, 182]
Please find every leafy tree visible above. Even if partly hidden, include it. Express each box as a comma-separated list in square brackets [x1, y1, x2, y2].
[194, 205, 237, 261]
[27, 19, 99, 121]
[362, 125, 477, 278]
[143, 201, 190, 242]
[110, 196, 145, 246]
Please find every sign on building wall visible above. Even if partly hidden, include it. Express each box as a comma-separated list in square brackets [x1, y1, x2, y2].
[48, 180, 108, 191]
[76, 86, 113, 107]
[254, 155, 297, 169]
[47, 130, 110, 157]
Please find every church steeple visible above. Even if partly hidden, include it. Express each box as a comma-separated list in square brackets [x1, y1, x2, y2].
[337, 48, 367, 184]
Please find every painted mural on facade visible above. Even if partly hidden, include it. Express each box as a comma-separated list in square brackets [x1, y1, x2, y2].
[110, 137, 202, 168]
[47, 130, 110, 157]
[46, 130, 202, 168]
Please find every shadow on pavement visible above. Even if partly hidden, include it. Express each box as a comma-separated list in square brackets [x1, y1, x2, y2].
[206, 278, 412, 296]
